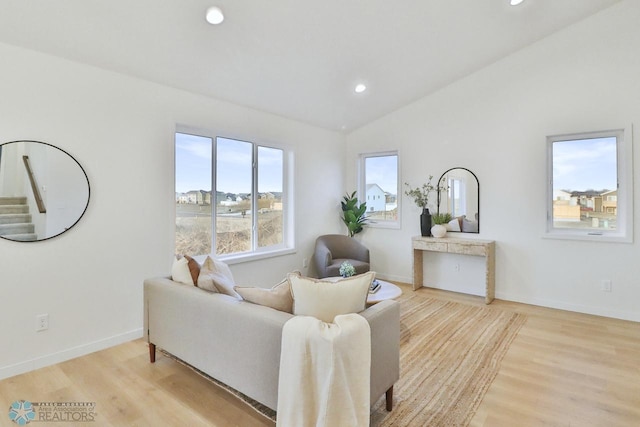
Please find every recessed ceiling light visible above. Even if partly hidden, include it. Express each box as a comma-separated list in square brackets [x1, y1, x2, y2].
[354, 84, 367, 93]
[510, 0, 524, 5]
[206, 6, 224, 25]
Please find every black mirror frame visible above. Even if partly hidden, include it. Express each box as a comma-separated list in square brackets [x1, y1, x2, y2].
[0, 140, 91, 242]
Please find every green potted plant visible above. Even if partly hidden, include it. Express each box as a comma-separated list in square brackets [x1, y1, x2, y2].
[341, 191, 367, 237]
[431, 212, 452, 238]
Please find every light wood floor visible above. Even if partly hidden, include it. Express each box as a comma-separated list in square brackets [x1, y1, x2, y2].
[1, 285, 638, 426]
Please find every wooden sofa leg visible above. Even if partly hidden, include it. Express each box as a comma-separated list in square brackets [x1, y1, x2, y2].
[149, 343, 156, 363]
[386, 385, 394, 411]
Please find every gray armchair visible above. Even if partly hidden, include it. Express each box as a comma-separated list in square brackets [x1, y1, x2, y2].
[313, 234, 370, 278]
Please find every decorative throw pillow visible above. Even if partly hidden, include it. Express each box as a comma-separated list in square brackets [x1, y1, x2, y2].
[462, 217, 479, 233]
[184, 255, 200, 285]
[197, 256, 239, 298]
[171, 256, 194, 285]
[446, 218, 461, 232]
[288, 271, 374, 323]
[234, 279, 293, 313]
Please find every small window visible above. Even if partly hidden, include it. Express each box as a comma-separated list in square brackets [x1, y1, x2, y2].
[546, 129, 632, 242]
[359, 152, 399, 228]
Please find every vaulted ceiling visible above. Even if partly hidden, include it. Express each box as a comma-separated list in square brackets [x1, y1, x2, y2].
[0, 0, 621, 131]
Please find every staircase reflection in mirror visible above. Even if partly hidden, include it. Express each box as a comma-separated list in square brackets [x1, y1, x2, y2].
[0, 140, 90, 242]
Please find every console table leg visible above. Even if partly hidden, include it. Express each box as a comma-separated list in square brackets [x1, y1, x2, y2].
[412, 249, 423, 290]
[485, 241, 496, 304]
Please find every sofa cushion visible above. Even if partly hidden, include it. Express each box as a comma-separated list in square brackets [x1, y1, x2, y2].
[171, 256, 194, 285]
[234, 279, 293, 313]
[197, 256, 240, 298]
[288, 271, 374, 323]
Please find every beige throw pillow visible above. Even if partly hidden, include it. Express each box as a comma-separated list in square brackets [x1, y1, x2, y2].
[234, 279, 293, 313]
[288, 271, 374, 323]
[171, 256, 194, 285]
[197, 256, 239, 298]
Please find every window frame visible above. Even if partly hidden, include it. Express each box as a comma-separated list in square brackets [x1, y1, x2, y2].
[545, 127, 633, 243]
[175, 126, 295, 263]
[358, 150, 401, 230]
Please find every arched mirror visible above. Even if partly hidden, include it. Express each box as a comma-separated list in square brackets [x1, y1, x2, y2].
[436, 167, 479, 233]
[0, 140, 90, 242]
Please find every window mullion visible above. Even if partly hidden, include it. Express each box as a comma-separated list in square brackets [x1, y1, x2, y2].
[252, 144, 258, 252]
[212, 136, 218, 254]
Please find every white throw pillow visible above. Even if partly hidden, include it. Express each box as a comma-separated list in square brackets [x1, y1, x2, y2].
[288, 271, 374, 323]
[198, 256, 239, 298]
[446, 218, 461, 232]
[171, 256, 194, 285]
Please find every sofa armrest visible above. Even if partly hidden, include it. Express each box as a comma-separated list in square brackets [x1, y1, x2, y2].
[143, 277, 177, 343]
[360, 299, 400, 406]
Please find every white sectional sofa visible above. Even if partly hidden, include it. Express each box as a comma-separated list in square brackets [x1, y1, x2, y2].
[143, 277, 400, 412]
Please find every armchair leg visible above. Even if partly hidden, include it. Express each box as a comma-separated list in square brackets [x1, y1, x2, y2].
[386, 385, 394, 411]
[149, 343, 156, 363]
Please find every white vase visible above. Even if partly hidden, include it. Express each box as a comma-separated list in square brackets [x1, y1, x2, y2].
[431, 224, 447, 238]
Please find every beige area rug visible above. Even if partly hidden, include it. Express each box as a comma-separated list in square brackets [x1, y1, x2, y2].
[370, 291, 527, 426]
[162, 290, 526, 426]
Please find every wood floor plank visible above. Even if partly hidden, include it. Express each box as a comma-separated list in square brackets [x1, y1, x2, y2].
[1, 284, 638, 426]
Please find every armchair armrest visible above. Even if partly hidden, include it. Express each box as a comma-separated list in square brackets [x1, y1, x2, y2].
[312, 241, 332, 277]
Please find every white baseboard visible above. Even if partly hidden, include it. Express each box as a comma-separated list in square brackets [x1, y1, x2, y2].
[495, 292, 640, 322]
[377, 271, 639, 322]
[376, 273, 412, 284]
[0, 328, 143, 381]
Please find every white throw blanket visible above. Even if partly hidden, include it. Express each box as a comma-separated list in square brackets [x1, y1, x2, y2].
[276, 314, 371, 427]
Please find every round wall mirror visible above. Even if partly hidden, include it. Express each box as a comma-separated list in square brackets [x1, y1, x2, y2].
[0, 140, 90, 242]
[436, 167, 479, 233]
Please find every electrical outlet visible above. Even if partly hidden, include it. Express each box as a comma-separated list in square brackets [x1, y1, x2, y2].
[36, 314, 49, 332]
[303, 258, 308, 268]
[454, 263, 460, 272]
[601, 280, 612, 292]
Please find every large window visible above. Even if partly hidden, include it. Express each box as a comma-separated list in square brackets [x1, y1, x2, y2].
[546, 129, 632, 242]
[359, 152, 399, 228]
[176, 131, 292, 258]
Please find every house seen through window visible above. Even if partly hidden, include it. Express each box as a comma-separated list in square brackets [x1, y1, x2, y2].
[547, 129, 631, 242]
[175, 132, 290, 257]
[360, 152, 399, 227]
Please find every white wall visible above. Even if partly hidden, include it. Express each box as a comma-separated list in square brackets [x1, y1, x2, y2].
[0, 43, 345, 379]
[347, 0, 640, 321]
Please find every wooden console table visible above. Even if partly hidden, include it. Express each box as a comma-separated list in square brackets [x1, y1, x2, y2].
[412, 236, 495, 304]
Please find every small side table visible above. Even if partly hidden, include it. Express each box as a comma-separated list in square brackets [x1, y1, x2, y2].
[367, 280, 403, 305]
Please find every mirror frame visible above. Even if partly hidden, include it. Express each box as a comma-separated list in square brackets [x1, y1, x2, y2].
[0, 140, 90, 242]
[436, 167, 480, 234]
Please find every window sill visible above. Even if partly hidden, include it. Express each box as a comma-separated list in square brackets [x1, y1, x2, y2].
[193, 247, 296, 265]
[543, 231, 632, 244]
[367, 221, 401, 230]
